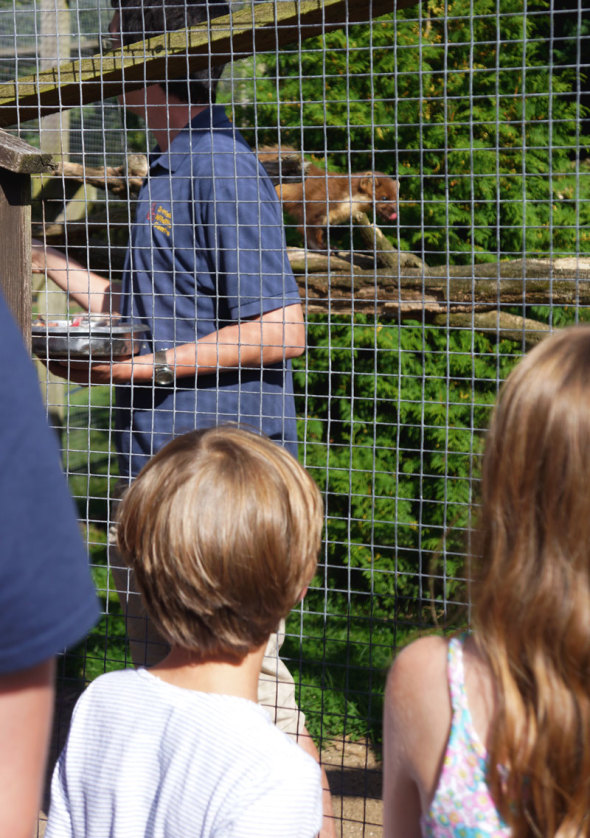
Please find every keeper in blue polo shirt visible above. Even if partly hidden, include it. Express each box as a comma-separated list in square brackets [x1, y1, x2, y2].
[33, 1, 335, 834]
[36, 12, 303, 476]
[112, 98, 302, 477]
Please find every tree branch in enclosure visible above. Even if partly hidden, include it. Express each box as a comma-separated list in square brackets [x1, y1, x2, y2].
[33, 159, 588, 346]
[431, 311, 551, 346]
[35, 193, 590, 326]
[350, 211, 424, 270]
[298, 256, 590, 346]
[51, 157, 148, 197]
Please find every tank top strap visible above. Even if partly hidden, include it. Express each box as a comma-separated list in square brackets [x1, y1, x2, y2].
[446, 634, 470, 717]
[422, 633, 511, 836]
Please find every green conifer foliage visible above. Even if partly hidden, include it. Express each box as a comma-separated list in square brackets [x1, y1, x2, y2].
[233, 0, 588, 263]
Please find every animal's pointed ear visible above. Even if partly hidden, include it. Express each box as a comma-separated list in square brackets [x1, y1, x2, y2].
[359, 175, 373, 191]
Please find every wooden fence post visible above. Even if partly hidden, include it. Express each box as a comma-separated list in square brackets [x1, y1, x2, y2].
[0, 130, 55, 346]
[38, 0, 72, 425]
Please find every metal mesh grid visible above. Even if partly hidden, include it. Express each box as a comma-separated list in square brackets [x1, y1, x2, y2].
[0, 0, 587, 834]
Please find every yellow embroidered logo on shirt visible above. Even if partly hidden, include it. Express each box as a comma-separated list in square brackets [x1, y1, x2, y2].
[148, 202, 172, 236]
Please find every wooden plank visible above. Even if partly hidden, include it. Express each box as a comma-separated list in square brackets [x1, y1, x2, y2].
[0, 170, 32, 343]
[0, 0, 418, 127]
[0, 37, 99, 60]
[0, 128, 55, 173]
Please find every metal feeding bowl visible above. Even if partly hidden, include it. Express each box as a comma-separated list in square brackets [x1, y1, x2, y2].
[31, 315, 149, 361]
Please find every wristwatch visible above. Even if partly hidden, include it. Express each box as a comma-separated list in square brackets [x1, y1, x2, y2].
[153, 350, 174, 386]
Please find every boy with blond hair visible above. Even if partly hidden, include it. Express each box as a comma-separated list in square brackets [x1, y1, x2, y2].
[45, 426, 323, 838]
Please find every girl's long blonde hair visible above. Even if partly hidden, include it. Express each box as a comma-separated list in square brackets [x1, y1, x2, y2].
[472, 326, 590, 838]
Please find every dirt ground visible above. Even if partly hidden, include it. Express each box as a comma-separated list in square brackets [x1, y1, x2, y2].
[38, 683, 384, 838]
[322, 738, 383, 838]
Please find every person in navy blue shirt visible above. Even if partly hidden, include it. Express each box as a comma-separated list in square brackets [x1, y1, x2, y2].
[0, 290, 98, 838]
[114, 99, 302, 478]
[34, 9, 304, 480]
[32, 1, 335, 833]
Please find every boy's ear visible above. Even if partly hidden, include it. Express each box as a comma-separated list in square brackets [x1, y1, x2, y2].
[298, 585, 309, 603]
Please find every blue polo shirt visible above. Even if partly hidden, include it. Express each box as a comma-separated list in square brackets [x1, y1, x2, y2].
[115, 106, 301, 478]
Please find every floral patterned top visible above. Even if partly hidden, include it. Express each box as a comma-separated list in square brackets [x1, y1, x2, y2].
[421, 636, 510, 838]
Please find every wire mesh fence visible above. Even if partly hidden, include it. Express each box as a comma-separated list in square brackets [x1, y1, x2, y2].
[0, 0, 587, 834]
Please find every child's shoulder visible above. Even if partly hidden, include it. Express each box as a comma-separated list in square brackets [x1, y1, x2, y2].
[73, 668, 145, 712]
[192, 693, 320, 784]
[386, 634, 449, 703]
[212, 704, 322, 829]
[85, 666, 143, 691]
[384, 634, 452, 768]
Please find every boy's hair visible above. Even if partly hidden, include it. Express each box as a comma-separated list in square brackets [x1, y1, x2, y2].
[472, 325, 590, 836]
[110, 0, 230, 105]
[116, 425, 323, 661]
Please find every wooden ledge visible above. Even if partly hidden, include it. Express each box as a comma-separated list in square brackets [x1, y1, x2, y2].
[0, 129, 55, 174]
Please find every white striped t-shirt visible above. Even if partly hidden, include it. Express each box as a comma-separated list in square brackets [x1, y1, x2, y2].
[45, 668, 322, 838]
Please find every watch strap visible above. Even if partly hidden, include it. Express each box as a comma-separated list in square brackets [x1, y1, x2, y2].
[154, 350, 169, 366]
[153, 350, 174, 385]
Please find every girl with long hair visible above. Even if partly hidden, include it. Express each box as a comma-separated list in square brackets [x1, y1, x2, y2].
[383, 326, 590, 837]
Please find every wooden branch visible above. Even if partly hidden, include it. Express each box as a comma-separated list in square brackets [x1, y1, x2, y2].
[40, 162, 581, 305]
[286, 247, 354, 273]
[0, 0, 419, 127]
[35, 213, 590, 314]
[258, 148, 312, 185]
[351, 210, 424, 270]
[432, 310, 551, 346]
[31, 220, 584, 342]
[299, 258, 590, 308]
[50, 156, 148, 196]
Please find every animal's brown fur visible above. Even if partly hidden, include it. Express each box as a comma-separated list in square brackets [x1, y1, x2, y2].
[258, 146, 399, 251]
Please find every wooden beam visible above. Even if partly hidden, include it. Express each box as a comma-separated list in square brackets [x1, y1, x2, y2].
[0, 172, 32, 342]
[0, 128, 55, 173]
[0, 0, 418, 127]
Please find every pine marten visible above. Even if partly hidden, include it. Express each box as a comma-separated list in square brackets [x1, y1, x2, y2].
[258, 146, 399, 251]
